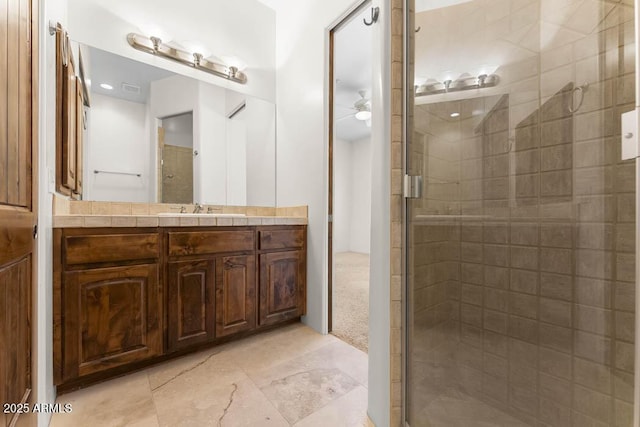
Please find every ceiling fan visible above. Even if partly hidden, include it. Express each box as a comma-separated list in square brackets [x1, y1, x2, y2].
[336, 90, 372, 126]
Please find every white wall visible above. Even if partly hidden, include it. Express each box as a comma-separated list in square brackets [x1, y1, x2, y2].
[272, 1, 390, 424]
[226, 118, 247, 206]
[333, 138, 351, 253]
[163, 113, 193, 148]
[196, 80, 228, 205]
[86, 93, 150, 201]
[349, 136, 371, 253]
[245, 97, 276, 206]
[66, 0, 276, 102]
[334, 136, 372, 254]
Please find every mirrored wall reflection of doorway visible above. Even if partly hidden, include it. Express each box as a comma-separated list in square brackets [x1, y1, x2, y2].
[405, 0, 637, 426]
[329, 3, 373, 352]
[159, 112, 194, 204]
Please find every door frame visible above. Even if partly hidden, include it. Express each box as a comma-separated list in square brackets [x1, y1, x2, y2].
[327, 0, 371, 334]
[403, 0, 640, 425]
[634, 1, 640, 424]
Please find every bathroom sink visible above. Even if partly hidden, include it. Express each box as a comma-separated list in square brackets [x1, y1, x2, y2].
[158, 213, 246, 217]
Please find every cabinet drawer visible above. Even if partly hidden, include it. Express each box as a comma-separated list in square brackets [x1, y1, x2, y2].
[258, 228, 305, 250]
[168, 230, 254, 256]
[65, 233, 159, 265]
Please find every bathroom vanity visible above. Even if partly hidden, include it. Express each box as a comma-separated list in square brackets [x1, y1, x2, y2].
[52, 212, 306, 391]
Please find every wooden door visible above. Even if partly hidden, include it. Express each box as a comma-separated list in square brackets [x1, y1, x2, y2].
[0, 0, 37, 425]
[167, 259, 215, 351]
[215, 255, 256, 337]
[259, 251, 306, 326]
[63, 264, 161, 379]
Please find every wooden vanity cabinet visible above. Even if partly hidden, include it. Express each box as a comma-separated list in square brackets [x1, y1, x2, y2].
[257, 227, 307, 326]
[54, 229, 162, 384]
[54, 225, 306, 389]
[165, 229, 256, 352]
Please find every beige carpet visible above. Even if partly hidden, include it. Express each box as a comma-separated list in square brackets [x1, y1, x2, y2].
[332, 252, 370, 353]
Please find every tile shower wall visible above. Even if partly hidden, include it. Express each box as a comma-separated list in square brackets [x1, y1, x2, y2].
[408, 0, 636, 426]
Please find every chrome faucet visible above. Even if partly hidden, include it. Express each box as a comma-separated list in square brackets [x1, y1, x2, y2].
[193, 203, 204, 213]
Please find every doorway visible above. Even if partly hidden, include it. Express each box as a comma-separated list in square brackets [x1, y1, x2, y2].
[329, 2, 373, 353]
[158, 112, 194, 204]
[405, 0, 638, 426]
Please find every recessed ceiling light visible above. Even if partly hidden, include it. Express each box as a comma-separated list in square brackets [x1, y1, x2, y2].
[100, 83, 114, 90]
[450, 112, 460, 118]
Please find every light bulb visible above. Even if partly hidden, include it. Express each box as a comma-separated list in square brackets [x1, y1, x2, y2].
[355, 110, 372, 121]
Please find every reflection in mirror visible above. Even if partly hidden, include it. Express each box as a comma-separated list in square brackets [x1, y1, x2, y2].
[159, 113, 194, 204]
[80, 44, 276, 206]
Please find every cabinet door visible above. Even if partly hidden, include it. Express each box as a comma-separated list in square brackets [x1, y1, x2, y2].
[63, 264, 161, 379]
[215, 255, 256, 337]
[167, 260, 215, 351]
[74, 80, 84, 198]
[62, 64, 77, 191]
[259, 251, 306, 326]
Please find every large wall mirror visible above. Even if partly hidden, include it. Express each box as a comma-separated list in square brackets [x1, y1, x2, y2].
[73, 43, 276, 206]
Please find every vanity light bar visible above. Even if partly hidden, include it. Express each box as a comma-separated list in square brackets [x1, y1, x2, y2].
[415, 74, 499, 97]
[126, 33, 248, 84]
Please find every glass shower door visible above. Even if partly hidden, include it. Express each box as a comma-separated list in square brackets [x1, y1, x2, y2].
[405, 1, 637, 426]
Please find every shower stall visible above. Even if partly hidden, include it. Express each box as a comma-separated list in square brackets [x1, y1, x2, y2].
[405, 0, 638, 425]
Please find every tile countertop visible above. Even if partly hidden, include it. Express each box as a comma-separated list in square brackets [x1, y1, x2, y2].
[53, 214, 308, 228]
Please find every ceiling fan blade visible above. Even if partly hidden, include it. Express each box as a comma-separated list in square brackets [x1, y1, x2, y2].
[336, 113, 355, 121]
[336, 103, 357, 111]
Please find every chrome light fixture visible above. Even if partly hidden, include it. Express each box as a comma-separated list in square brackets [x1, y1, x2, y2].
[127, 33, 248, 84]
[416, 73, 499, 97]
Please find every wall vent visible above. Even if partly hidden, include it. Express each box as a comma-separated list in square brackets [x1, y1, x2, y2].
[121, 82, 141, 94]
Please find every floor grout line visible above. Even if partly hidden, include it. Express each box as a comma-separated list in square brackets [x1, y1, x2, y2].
[150, 351, 221, 392]
[145, 372, 163, 427]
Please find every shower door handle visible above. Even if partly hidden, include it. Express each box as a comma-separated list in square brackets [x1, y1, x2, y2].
[404, 175, 423, 199]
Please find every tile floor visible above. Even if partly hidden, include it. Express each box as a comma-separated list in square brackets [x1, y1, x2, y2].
[50, 323, 369, 427]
